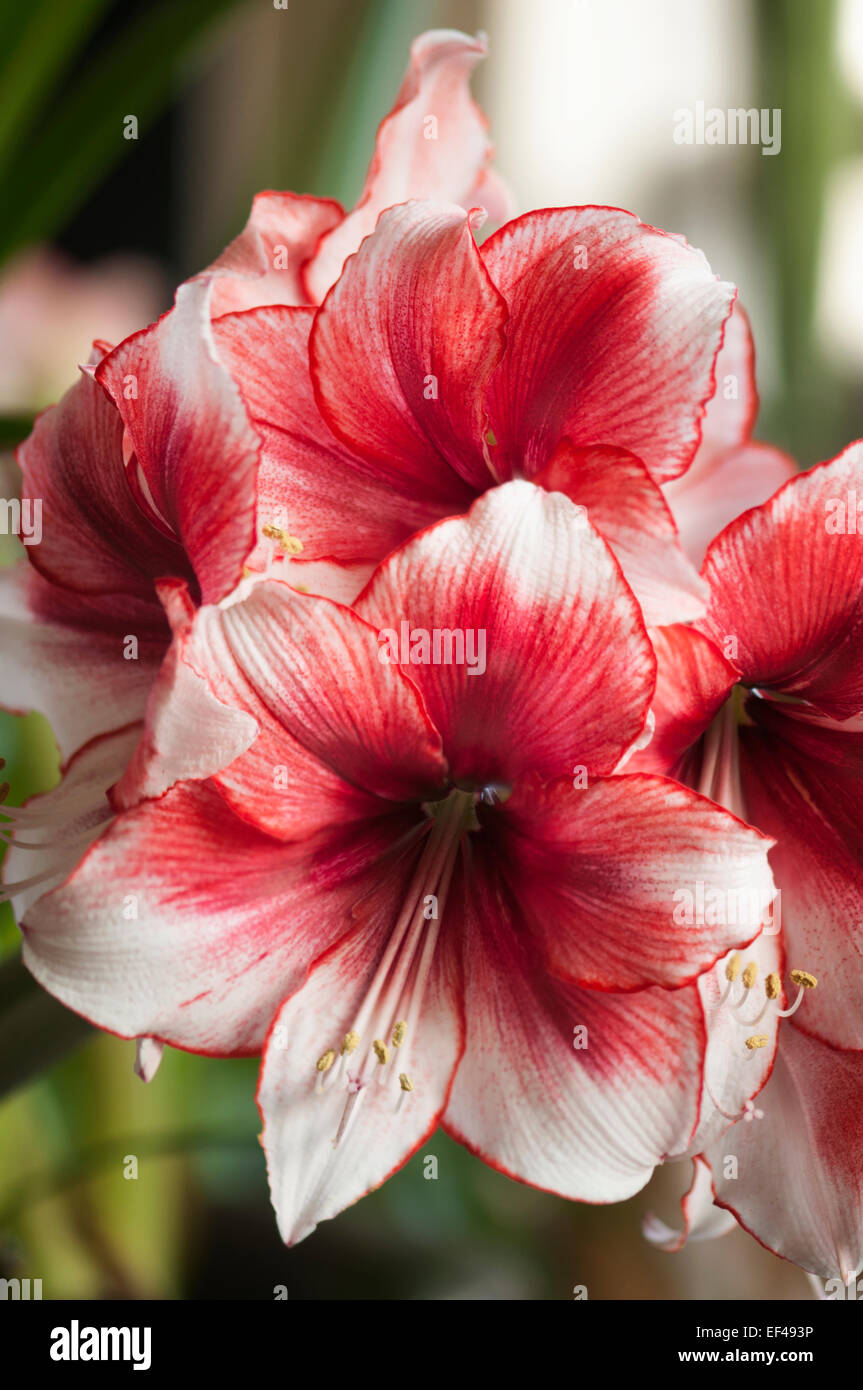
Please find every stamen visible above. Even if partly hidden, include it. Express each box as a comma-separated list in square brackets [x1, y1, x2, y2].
[730, 960, 760, 1018]
[778, 969, 818, 1018]
[262, 524, 303, 555]
[331, 1075, 367, 1147]
[0, 865, 69, 903]
[316, 1049, 335, 1073]
[744, 1034, 769, 1060]
[323, 789, 474, 1132]
[790, 969, 817, 990]
[719, 951, 742, 1003]
[741, 970, 782, 1026]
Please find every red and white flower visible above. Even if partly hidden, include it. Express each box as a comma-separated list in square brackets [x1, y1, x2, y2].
[215, 198, 736, 625]
[636, 442, 863, 1279]
[1, 280, 260, 920]
[19, 484, 775, 1242]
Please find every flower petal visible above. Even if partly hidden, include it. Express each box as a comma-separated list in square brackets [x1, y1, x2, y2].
[0, 565, 164, 760]
[664, 442, 796, 571]
[259, 911, 463, 1245]
[643, 1157, 737, 1252]
[306, 29, 510, 301]
[22, 782, 420, 1055]
[705, 1024, 863, 1280]
[18, 368, 191, 599]
[481, 207, 735, 484]
[206, 193, 343, 314]
[681, 929, 783, 1157]
[355, 480, 655, 785]
[310, 200, 507, 494]
[110, 591, 259, 812]
[698, 442, 863, 718]
[735, 717, 863, 1050]
[212, 305, 458, 572]
[171, 578, 447, 839]
[96, 279, 261, 605]
[3, 726, 141, 917]
[442, 856, 707, 1202]
[627, 624, 737, 779]
[535, 441, 709, 625]
[499, 774, 776, 991]
[698, 300, 759, 455]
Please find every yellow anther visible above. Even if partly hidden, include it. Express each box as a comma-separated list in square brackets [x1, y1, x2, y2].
[398, 1073, 414, 1092]
[745, 1034, 769, 1051]
[316, 1048, 335, 1073]
[340, 1030, 359, 1056]
[790, 969, 818, 990]
[765, 972, 781, 1000]
[373, 1040, 389, 1065]
[392, 1021, 407, 1048]
[742, 962, 758, 990]
[262, 524, 303, 555]
[725, 953, 742, 982]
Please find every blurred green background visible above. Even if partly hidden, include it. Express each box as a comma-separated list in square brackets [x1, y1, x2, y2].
[0, 0, 858, 1298]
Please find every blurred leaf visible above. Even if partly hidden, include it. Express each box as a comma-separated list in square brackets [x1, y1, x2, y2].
[0, 0, 242, 267]
[0, 415, 35, 449]
[0, 955, 93, 1100]
[0, 0, 111, 180]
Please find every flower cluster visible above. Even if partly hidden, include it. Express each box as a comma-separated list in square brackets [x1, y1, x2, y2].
[2, 31, 861, 1276]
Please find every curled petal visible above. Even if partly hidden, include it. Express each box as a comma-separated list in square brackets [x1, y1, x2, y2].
[306, 29, 510, 300]
[643, 1157, 737, 1253]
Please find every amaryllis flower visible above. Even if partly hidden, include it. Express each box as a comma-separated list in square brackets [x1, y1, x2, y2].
[206, 29, 511, 315]
[214, 198, 735, 624]
[20, 484, 776, 1242]
[634, 442, 863, 1280]
[0, 281, 260, 921]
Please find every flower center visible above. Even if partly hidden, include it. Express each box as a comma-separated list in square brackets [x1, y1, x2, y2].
[313, 787, 480, 1147]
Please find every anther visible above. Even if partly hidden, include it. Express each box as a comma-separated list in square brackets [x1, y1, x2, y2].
[725, 953, 742, 982]
[778, 969, 818, 1019]
[398, 1073, 413, 1092]
[262, 524, 303, 555]
[742, 961, 758, 990]
[745, 1034, 769, 1051]
[341, 1030, 360, 1056]
[790, 969, 817, 990]
[316, 1049, 335, 1073]
[392, 1021, 407, 1048]
[765, 972, 781, 999]
[373, 1040, 389, 1065]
